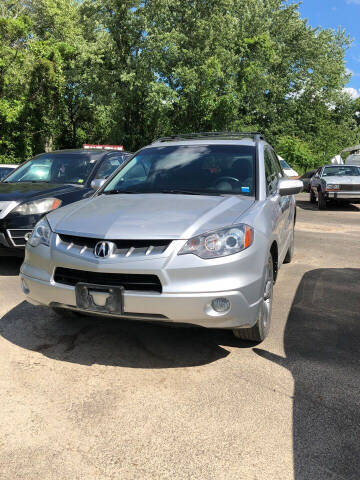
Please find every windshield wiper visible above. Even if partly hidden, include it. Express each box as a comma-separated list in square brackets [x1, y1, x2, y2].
[158, 189, 222, 196]
[102, 190, 139, 195]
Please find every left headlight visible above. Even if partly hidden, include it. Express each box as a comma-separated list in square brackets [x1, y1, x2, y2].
[13, 198, 62, 215]
[27, 216, 52, 247]
[179, 224, 254, 259]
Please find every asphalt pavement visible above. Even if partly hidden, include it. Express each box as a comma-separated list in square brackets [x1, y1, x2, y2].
[0, 193, 359, 480]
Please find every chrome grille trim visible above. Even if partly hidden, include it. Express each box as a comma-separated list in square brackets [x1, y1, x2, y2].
[7, 229, 33, 247]
[56, 234, 172, 259]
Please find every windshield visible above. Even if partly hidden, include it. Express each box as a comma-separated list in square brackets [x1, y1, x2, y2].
[4, 153, 98, 184]
[280, 159, 291, 170]
[103, 145, 256, 196]
[322, 166, 360, 177]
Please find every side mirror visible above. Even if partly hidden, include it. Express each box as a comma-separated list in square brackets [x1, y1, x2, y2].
[278, 178, 303, 196]
[91, 178, 106, 191]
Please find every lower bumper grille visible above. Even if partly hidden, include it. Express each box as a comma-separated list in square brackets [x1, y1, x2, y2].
[339, 184, 360, 191]
[54, 267, 162, 293]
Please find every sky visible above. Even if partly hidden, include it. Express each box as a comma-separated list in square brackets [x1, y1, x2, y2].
[298, 0, 360, 98]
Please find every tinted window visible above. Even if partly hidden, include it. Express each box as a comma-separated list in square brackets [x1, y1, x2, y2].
[95, 154, 127, 180]
[5, 154, 99, 184]
[104, 145, 256, 196]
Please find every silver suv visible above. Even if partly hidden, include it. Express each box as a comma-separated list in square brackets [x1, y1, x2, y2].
[20, 133, 303, 342]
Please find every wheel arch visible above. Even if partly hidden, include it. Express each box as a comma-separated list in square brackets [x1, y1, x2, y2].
[270, 241, 278, 283]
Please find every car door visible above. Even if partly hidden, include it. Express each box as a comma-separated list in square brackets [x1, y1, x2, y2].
[264, 148, 289, 259]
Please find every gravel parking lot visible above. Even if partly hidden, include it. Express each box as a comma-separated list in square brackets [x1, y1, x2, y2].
[0, 193, 359, 480]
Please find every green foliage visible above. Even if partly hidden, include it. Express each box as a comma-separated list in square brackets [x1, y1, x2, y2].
[276, 136, 316, 173]
[0, 0, 359, 163]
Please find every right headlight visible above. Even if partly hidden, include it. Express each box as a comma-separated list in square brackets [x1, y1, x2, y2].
[27, 216, 52, 247]
[179, 224, 254, 259]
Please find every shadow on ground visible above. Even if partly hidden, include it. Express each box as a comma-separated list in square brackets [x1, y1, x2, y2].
[0, 301, 254, 368]
[0, 257, 22, 276]
[255, 269, 360, 480]
[296, 199, 360, 212]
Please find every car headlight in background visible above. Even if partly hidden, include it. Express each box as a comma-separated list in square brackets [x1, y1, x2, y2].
[27, 217, 52, 247]
[326, 184, 340, 191]
[179, 224, 254, 259]
[13, 198, 62, 215]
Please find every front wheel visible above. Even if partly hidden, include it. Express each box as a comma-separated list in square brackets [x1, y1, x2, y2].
[318, 191, 326, 210]
[233, 255, 274, 343]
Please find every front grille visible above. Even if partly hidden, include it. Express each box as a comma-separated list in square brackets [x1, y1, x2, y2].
[58, 234, 172, 258]
[54, 267, 162, 293]
[339, 184, 360, 191]
[7, 229, 33, 247]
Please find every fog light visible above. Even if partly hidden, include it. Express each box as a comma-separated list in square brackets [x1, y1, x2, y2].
[21, 279, 30, 295]
[211, 297, 231, 313]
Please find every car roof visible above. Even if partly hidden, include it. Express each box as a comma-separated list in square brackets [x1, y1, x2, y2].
[31, 149, 131, 160]
[149, 138, 258, 148]
[0, 164, 17, 168]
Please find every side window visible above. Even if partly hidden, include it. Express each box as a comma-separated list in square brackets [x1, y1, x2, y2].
[95, 155, 126, 180]
[270, 150, 283, 178]
[264, 149, 278, 195]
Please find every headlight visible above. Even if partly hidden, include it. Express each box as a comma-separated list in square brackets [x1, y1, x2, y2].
[13, 198, 62, 215]
[327, 184, 340, 191]
[27, 217, 52, 247]
[179, 224, 254, 259]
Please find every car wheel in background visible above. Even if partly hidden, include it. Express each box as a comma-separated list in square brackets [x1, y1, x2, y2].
[283, 224, 295, 264]
[318, 190, 327, 210]
[233, 255, 273, 343]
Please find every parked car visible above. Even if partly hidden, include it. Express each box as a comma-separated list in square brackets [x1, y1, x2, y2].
[278, 157, 299, 177]
[21, 132, 302, 342]
[0, 164, 17, 181]
[0, 148, 131, 255]
[310, 164, 360, 209]
[300, 169, 317, 192]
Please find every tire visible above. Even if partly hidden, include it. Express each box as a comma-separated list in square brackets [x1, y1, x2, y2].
[283, 224, 294, 264]
[233, 255, 274, 343]
[310, 189, 316, 204]
[318, 190, 326, 210]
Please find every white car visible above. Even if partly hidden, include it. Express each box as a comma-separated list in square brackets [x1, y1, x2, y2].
[278, 157, 298, 177]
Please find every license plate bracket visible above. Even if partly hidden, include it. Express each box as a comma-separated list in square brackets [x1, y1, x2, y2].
[75, 283, 124, 314]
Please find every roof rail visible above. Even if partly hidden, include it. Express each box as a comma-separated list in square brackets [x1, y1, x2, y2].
[152, 132, 266, 143]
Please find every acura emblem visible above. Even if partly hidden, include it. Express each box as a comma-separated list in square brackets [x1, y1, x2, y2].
[94, 241, 115, 258]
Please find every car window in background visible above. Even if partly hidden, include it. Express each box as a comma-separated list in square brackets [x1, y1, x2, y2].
[103, 145, 256, 196]
[280, 159, 291, 170]
[0, 167, 15, 180]
[4, 154, 98, 184]
[322, 166, 360, 177]
[94, 155, 127, 180]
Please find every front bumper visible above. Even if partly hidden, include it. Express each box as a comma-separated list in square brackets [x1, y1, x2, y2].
[20, 234, 268, 329]
[326, 191, 360, 202]
[20, 273, 262, 329]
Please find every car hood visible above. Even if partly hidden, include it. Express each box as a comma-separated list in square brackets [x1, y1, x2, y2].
[0, 182, 80, 202]
[47, 193, 254, 239]
[323, 176, 360, 184]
